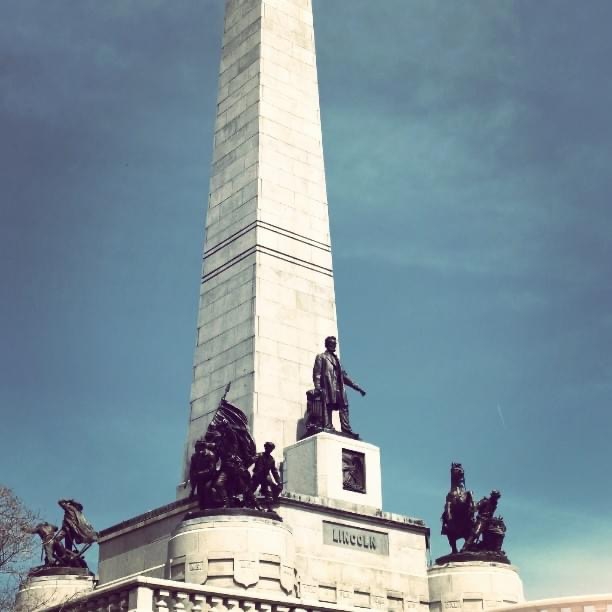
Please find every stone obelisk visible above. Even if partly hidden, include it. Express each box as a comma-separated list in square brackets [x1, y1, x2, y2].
[184, 0, 337, 476]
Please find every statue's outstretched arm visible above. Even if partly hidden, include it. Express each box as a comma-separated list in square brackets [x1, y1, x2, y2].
[342, 370, 366, 395]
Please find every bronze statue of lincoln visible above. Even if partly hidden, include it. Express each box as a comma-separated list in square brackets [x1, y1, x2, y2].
[313, 336, 366, 438]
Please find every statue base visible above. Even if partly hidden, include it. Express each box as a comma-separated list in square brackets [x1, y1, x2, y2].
[435, 550, 510, 565]
[428, 560, 524, 612]
[15, 567, 94, 611]
[184, 507, 282, 522]
[283, 432, 382, 509]
[167, 510, 296, 593]
[302, 425, 360, 440]
[28, 566, 91, 577]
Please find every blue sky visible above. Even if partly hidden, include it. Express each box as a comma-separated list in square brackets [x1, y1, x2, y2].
[2, 0, 611, 599]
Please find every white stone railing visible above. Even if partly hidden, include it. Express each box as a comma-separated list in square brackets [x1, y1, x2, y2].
[40, 575, 612, 612]
[40, 575, 387, 612]
[497, 594, 612, 612]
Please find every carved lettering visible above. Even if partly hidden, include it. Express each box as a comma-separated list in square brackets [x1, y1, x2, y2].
[322, 522, 389, 555]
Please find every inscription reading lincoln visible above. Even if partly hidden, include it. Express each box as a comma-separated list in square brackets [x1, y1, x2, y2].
[322, 521, 389, 555]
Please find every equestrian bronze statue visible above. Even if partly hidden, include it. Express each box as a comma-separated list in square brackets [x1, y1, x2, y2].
[441, 463, 474, 554]
[437, 463, 510, 565]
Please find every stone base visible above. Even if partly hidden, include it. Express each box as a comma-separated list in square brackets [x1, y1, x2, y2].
[302, 425, 360, 441]
[98, 495, 429, 608]
[428, 560, 524, 612]
[283, 432, 382, 509]
[15, 568, 94, 611]
[28, 566, 91, 577]
[436, 550, 510, 565]
[184, 507, 282, 522]
[167, 511, 296, 594]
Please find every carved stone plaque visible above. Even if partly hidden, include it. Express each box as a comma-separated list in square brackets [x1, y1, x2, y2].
[342, 449, 366, 493]
[323, 521, 389, 555]
[280, 564, 295, 594]
[183, 553, 208, 584]
[233, 554, 259, 587]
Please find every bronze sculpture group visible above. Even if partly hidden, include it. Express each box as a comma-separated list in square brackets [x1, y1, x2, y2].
[26, 499, 97, 572]
[189, 335, 369, 510]
[188, 384, 282, 513]
[439, 463, 509, 564]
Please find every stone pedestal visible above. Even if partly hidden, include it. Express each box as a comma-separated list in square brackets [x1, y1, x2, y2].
[15, 568, 94, 612]
[428, 561, 524, 612]
[283, 432, 382, 509]
[99, 496, 429, 608]
[166, 510, 296, 595]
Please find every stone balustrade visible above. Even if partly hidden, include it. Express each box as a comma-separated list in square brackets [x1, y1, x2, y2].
[497, 594, 612, 612]
[39, 576, 382, 612]
[38, 573, 611, 612]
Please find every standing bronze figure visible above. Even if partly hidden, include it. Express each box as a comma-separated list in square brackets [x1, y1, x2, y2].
[55, 499, 98, 556]
[312, 336, 366, 438]
[24, 522, 63, 567]
[189, 437, 220, 508]
[246, 442, 282, 511]
[441, 463, 474, 554]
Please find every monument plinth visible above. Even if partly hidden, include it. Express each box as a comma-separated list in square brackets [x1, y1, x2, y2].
[283, 432, 382, 510]
[167, 512, 296, 594]
[15, 568, 94, 612]
[428, 561, 524, 612]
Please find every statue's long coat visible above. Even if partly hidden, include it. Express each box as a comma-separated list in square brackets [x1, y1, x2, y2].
[313, 351, 359, 407]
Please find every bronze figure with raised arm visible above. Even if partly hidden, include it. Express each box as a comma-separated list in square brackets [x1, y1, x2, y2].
[313, 336, 366, 439]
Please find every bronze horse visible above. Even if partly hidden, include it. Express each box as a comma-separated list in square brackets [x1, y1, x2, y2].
[441, 463, 474, 554]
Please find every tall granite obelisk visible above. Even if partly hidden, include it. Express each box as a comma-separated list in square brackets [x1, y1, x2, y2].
[184, 0, 338, 475]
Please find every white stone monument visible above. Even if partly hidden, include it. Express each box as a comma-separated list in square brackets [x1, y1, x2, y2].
[95, 2, 432, 609]
[42, 2, 524, 611]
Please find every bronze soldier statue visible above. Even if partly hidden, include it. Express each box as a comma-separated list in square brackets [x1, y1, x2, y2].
[23, 500, 97, 571]
[55, 499, 98, 555]
[462, 490, 501, 552]
[189, 438, 220, 507]
[24, 522, 62, 567]
[313, 336, 366, 438]
[246, 442, 282, 510]
[212, 419, 253, 507]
